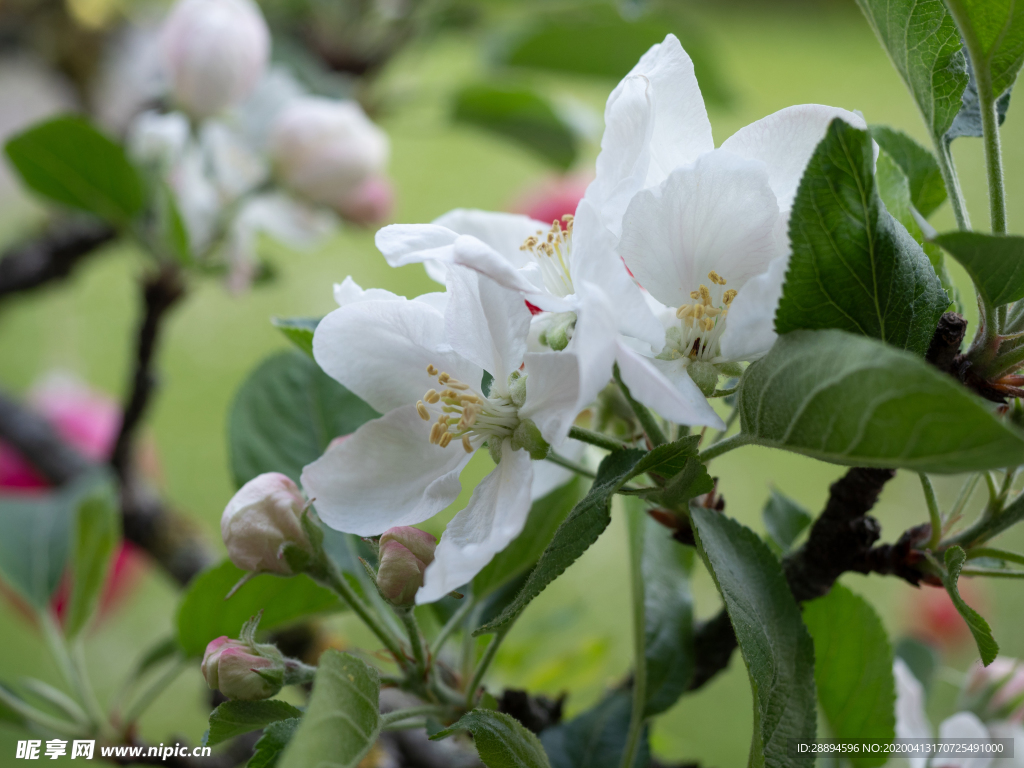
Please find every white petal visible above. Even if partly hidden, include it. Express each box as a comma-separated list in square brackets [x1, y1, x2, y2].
[894, 659, 933, 766]
[234, 192, 334, 249]
[615, 342, 724, 429]
[520, 350, 582, 447]
[417, 440, 533, 603]
[444, 266, 530, 382]
[570, 199, 665, 349]
[567, 284, 626, 408]
[531, 438, 586, 500]
[450, 234, 560, 306]
[720, 104, 866, 214]
[332, 276, 404, 306]
[934, 713, 993, 768]
[301, 406, 471, 537]
[985, 722, 1024, 768]
[434, 209, 546, 264]
[375, 223, 459, 267]
[718, 252, 788, 363]
[313, 298, 481, 414]
[618, 149, 781, 309]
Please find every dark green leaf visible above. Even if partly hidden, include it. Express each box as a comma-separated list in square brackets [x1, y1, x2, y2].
[229, 350, 379, 488]
[4, 115, 145, 225]
[690, 506, 816, 767]
[946, 58, 1013, 142]
[249, 718, 301, 768]
[855, 0, 968, 139]
[776, 119, 948, 356]
[271, 318, 320, 360]
[453, 83, 578, 170]
[475, 438, 699, 635]
[803, 585, 895, 767]
[64, 485, 120, 638]
[737, 330, 1024, 473]
[0, 683, 28, 727]
[540, 692, 648, 768]
[894, 637, 940, 694]
[473, 477, 582, 600]
[433, 709, 551, 768]
[942, 546, 999, 665]
[869, 126, 947, 217]
[762, 490, 812, 554]
[206, 700, 303, 747]
[158, 182, 192, 266]
[946, 0, 1024, 100]
[278, 651, 380, 768]
[176, 559, 343, 657]
[637, 509, 693, 716]
[933, 231, 1024, 309]
[657, 457, 714, 511]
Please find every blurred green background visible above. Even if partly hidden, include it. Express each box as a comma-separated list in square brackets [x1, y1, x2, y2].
[2, 2, 1023, 765]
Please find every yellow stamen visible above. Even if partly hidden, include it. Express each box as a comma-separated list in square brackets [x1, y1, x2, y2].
[723, 289, 737, 305]
[416, 401, 430, 420]
[426, 364, 438, 376]
[704, 306, 722, 317]
[462, 436, 473, 453]
[425, 389, 440, 404]
[447, 380, 469, 391]
[676, 304, 694, 319]
[438, 372, 450, 384]
[439, 432, 453, 448]
[708, 270, 726, 285]
[693, 304, 705, 319]
[698, 285, 712, 305]
[690, 290, 700, 300]
[702, 317, 715, 332]
[429, 423, 442, 444]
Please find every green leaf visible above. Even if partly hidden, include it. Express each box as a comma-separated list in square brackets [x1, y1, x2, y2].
[157, 181, 192, 266]
[0, 683, 28, 727]
[176, 559, 343, 657]
[737, 329, 1024, 473]
[802, 585, 895, 768]
[540, 692, 648, 768]
[946, 59, 1013, 142]
[206, 700, 303, 747]
[690, 506, 816, 768]
[942, 546, 999, 665]
[854, 0, 968, 140]
[229, 350, 379, 488]
[4, 115, 145, 226]
[869, 126, 947, 217]
[776, 119, 948, 356]
[473, 477, 582, 600]
[64, 485, 120, 638]
[762, 490, 812, 554]
[278, 651, 381, 768]
[453, 83, 579, 170]
[894, 637, 940, 694]
[933, 231, 1024, 309]
[271, 318, 320, 360]
[946, 0, 1024, 100]
[249, 718, 301, 768]
[475, 438, 699, 635]
[433, 709, 551, 768]
[637, 510, 694, 716]
[498, 6, 730, 105]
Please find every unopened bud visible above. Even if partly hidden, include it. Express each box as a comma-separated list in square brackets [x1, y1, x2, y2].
[334, 175, 394, 226]
[201, 637, 283, 700]
[269, 97, 390, 214]
[376, 527, 437, 606]
[965, 657, 1024, 722]
[160, 0, 270, 119]
[221, 472, 311, 575]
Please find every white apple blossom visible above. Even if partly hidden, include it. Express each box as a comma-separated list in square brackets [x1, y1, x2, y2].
[301, 272, 581, 603]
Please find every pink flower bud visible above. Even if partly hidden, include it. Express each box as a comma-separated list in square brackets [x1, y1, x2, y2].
[510, 173, 592, 224]
[334, 175, 394, 226]
[160, 0, 270, 119]
[201, 637, 283, 700]
[221, 473, 311, 575]
[269, 97, 389, 213]
[966, 657, 1024, 722]
[376, 527, 437, 606]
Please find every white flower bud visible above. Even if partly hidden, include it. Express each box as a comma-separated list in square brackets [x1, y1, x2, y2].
[201, 637, 283, 700]
[269, 96, 390, 213]
[160, 0, 270, 120]
[221, 472, 311, 575]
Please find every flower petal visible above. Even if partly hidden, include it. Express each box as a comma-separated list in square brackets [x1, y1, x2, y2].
[894, 660, 933, 756]
[520, 349, 582, 447]
[615, 342, 724, 429]
[720, 104, 867, 214]
[417, 440, 533, 603]
[450, 234, 561, 308]
[445, 266, 531, 383]
[618, 149, 781, 309]
[301, 405, 471, 537]
[332, 275, 404, 306]
[935, 713, 993, 768]
[313, 298, 481, 414]
[435, 209, 546, 264]
[375, 223, 459, 267]
[718, 252, 788, 363]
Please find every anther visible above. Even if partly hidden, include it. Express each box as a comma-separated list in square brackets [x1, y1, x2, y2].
[429, 423, 442, 444]
[698, 285, 711, 305]
[447, 380, 469, 391]
[703, 317, 715, 332]
[704, 307, 722, 317]
[426, 364, 438, 376]
[438, 372, 450, 384]
[439, 432, 453, 448]
[723, 289, 737, 305]
[425, 389, 440, 404]
[416, 401, 430, 420]
[693, 304, 705, 319]
[676, 304, 694, 319]
[690, 290, 700, 300]
[462, 436, 473, 453]
[708, 270, 726, 285]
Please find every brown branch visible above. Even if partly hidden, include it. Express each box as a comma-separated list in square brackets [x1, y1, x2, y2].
[0, 218, 116, 303]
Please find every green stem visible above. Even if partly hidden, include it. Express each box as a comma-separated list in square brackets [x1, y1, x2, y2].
[620, 503, 647, 768]
[966, 547, 1024, 567]
[39, 614, 108, 735]
[380, 704, 451, 727]
[934, 141, 971, 231]
[698, 432, 752, 464]
[546, 451, 596, 479]
[430, 597, 475, 658]
[120, 657, 186, 728]
[0, 686, 85, 738]
[323, 567, 409, 670]
[710, 407, 740, 445]
[397, 608, 428, 680]
[959, 567, 1024, 578]
[70, 640, 113, 740]
[568, 425, 627, 453]
[920, 474, 943, 550]
[613, 365, 667, 447]
[950, 474, 982, 522]
[980, 83, 1007, 235]
[464, 625, 510, 707]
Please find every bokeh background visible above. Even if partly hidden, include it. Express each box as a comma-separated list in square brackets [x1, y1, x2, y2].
[1, 1, 1021, 765]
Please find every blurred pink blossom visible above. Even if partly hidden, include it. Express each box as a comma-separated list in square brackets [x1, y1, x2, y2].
[908, 582, 988, 653]
[509, 173, 592, 224]
[335, 175, 394, 226]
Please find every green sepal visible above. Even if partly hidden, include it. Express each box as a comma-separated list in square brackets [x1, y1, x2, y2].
[511, 420, 549, 460]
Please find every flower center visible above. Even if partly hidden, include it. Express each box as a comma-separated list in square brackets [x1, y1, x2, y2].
[520, 216, 575, 298]
[416, 365, 520, 452]
[664, 270, 737, 363]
